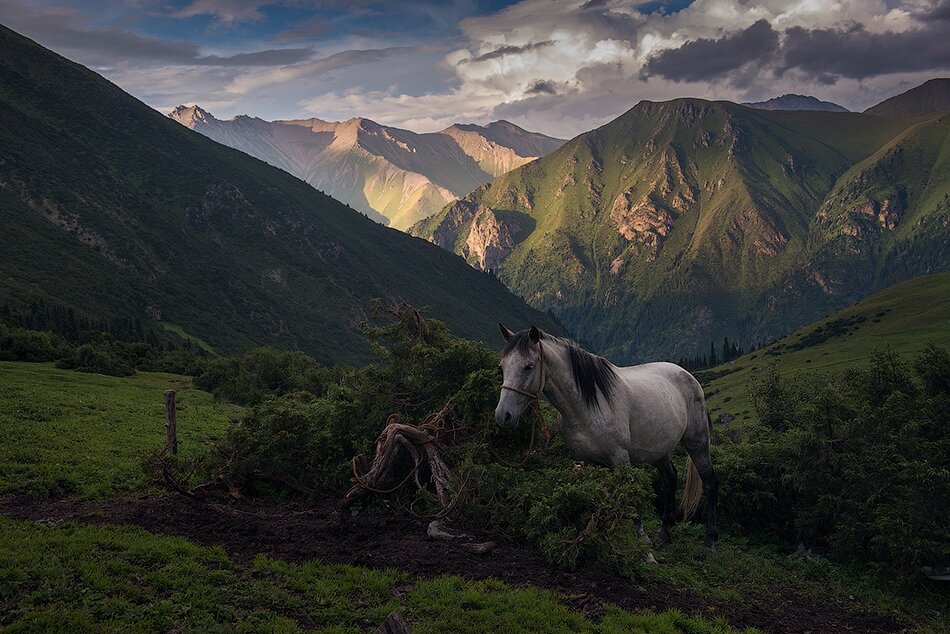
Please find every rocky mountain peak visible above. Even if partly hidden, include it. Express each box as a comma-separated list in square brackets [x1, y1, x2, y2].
[168, 104, 215, 128]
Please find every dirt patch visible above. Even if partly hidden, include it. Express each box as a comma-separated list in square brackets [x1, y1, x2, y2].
[0, 495, 901, 633]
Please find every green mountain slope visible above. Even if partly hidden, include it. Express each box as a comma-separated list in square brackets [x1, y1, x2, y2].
[701, 272, 950, 425]
[864, 78, 950, 116]
[413, 96, 949, 362]
[0, 25, 561, 364]
[168, 106, 564, 231]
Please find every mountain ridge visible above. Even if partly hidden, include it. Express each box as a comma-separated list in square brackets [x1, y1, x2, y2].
[413, 93, 949, 363]
[743, 94, 849, 112]
[0, 24, 563, 364]
[864, 78, 950, 116]
[168, 105, 564, 230]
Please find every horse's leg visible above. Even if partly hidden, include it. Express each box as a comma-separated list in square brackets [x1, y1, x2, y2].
[654, 456, 677, 544]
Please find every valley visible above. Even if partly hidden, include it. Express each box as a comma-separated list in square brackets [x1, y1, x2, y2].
[1, 9, 948, 634]
[0, 25, 560, 366]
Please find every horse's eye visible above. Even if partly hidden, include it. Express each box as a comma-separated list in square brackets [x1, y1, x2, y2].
[523, 363, 534, 372]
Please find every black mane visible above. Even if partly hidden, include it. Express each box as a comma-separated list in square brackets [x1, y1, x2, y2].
[565, 342, 618, 408]
[502, 330, 618, 408]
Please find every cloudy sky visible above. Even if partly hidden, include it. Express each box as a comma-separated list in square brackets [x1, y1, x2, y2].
[2, 0, 949, 137]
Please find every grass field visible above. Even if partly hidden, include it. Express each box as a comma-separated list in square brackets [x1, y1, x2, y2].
[0, 517, 750, 634]
[0, 363, 760, 632]
[701, 272, 950, 426]
[0, 362, 241, 497]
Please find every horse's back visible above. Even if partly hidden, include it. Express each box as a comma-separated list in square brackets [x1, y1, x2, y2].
[620, 361, 704, 402]
[615, 362, 703, 462]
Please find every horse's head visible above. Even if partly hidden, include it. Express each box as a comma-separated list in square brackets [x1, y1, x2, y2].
[495, 323, 544, 429]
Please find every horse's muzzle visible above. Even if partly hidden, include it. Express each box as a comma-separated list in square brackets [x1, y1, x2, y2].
[494, 405, 520, 429]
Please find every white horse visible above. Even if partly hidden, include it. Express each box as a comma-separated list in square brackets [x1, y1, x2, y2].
[494, 324, 718, 549]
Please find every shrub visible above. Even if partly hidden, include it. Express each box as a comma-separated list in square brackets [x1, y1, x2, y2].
[0, 325, 73, 361]
[169, 303, 653, 572]
[195, 347, 326, 405]
[719, 346, 950, 576]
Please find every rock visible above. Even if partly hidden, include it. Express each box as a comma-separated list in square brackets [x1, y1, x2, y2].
[461, 541, 496, 554]
[377, 612, 411, 634]
[427, 520, 465, 541]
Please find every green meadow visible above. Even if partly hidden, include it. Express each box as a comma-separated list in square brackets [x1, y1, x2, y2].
[702, 271, 950, 426]
[0, 362, 240, 498]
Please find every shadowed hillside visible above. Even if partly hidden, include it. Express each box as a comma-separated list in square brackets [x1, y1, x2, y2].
[0, 25, 562, 364]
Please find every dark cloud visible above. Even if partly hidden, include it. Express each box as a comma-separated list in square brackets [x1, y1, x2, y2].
[922, 0, 950, 22]
[642, 20, 779, 82]
[0, 1, 313, 68]
[642, 16, 950, 85]
[780, 23, 950, 80]
[462, 40, 554, 64]
[526, 79, 557, 95]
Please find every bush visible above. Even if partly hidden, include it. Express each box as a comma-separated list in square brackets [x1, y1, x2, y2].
[718, 346, 950, 576]
[195, 347, 329, 405]
[168, 303, 653, 572]
[457, 459, 652, 570]
[0, 325, 73, 361]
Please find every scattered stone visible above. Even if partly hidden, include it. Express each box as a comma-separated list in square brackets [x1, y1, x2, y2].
[427, 519, 465, 541]
[461, 541, 496, 554]
[376, 612, 410, 634]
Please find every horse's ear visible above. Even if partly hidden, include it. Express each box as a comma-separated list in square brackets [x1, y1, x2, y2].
[529, 325, 542, 344]
[499, 323, 514, 342]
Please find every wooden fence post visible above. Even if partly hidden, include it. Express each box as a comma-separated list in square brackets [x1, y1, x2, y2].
[164, 390, 177, 455]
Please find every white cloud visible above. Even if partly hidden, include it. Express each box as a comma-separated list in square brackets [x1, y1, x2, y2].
[302, 0, 948, 136]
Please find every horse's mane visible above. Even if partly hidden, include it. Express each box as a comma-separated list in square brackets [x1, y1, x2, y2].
[502, 330, 618, 409]
[565, 340, 618, 408]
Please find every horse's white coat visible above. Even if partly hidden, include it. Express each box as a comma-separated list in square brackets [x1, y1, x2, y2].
[496, 334, 707, 467]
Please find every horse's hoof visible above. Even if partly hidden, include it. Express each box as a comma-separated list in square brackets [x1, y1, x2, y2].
[657, 529, 671, 545]
[705, 540, 717, 552]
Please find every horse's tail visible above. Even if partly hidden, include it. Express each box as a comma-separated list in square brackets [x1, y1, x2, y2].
[681, 457, 703, 521]
[680, 408, 711, 521]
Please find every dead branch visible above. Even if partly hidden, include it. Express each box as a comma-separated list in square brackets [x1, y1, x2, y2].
[343, 416, 457, 509]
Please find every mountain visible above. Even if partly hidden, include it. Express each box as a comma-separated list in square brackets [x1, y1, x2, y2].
[864, 78, 950, 116]
[743, 94, 848, 112]
[701, 272, 950, 424]
[0, 24, 562, 364]
[413, 98, 950, 363]
[168, 106, 564, 230]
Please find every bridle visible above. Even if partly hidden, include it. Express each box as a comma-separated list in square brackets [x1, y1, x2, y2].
[500, 340, 545, 402]
[495, 339, 549, 466]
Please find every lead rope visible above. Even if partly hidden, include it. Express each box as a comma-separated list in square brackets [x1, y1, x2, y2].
[493, 341, 549, 467]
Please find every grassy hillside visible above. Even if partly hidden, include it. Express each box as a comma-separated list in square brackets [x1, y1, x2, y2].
[0, 25, 560, 365]
[0, 361, 241, 497]
[0, 349, 942, 631]
[701, 272, 950, 425]
[414, 96, 949, 363]
[864, 77, 950, 116]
